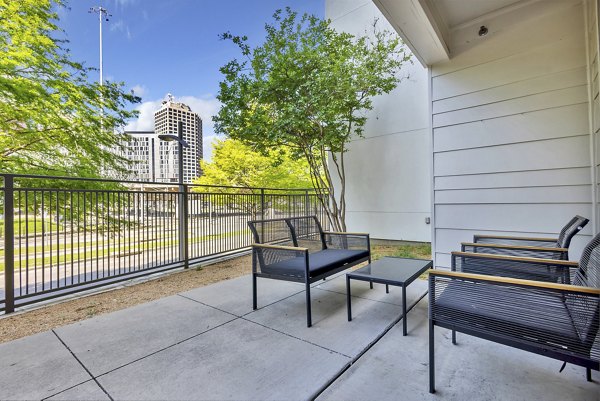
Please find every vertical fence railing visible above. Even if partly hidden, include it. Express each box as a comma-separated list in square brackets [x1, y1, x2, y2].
[0, 174, 328, 313]
[3, 175, 15, 313]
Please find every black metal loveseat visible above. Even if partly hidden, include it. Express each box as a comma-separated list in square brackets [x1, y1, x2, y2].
[428, 232, 600, 393]
[248, 216, 370, 327]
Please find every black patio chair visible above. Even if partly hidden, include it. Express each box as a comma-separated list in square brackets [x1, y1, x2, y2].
[428, 232, 600, 393]
[470, 215, 589, 260]
[451, 251, 579, 284]
[458, 216, 589, 283]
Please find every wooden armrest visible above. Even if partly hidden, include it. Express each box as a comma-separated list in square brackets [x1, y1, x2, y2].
[474, 234, 557, 242]
[323, 231, 369, 236]
[430, 270, 600, 296]
[451, 251, 578, 267]
[252, 244, 308, 252]
[461, 242, 567, 252]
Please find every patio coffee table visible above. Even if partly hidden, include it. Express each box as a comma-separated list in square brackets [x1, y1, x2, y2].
[346, 257, 433, 336]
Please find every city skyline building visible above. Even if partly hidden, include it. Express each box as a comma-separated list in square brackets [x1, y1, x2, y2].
[118, 95, 203, 184]
[154, 94, 203, 183]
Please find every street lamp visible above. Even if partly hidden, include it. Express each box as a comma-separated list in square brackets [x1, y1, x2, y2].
[88, 6, 112, 86]
[159, 121, 189, 268]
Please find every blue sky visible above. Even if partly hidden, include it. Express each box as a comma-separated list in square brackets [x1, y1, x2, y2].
[57, 0, 324, 159]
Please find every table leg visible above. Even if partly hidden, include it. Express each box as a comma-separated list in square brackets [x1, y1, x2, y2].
[346, 275, 352, 321]
[402, 284, 407, 336]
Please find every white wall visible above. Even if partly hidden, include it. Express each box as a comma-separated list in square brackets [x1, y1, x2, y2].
[326, 0, 432, 242]
[430, 0, 594, 266]
[586, 0, 600, 233]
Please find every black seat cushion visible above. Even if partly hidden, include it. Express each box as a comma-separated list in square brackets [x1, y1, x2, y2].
[434, 281, 582, 350]
[262, 249, 369, 278]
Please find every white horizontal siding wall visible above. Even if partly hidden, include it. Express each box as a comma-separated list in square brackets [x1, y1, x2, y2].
[431, 0, 594, 267]
[326, 0, 432, 241]
[586, 0, 600, 232]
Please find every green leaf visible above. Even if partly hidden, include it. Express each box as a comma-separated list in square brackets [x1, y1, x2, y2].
[213, 8, 410, 230]
[0, 0, 140, 179]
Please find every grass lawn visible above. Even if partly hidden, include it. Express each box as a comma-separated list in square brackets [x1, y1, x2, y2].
[371, 243, 431, 260]
[0, 229, 248, 272]
[370, 243, 432, 279]
[0, 220, 59, 235]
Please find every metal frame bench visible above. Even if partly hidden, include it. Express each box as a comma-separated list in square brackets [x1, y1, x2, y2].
[428, 232, 600, 393]
[248, 215, 370, 327]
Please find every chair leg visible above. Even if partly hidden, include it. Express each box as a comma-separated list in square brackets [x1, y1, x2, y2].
[252, 274, 257, 310]
[586, 368, 592, 382]
[452, 330, 456, 345]
[429, 319, 435, 393]
[306, 282, 312, 327]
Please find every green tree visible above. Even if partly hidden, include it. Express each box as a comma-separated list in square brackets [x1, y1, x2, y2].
[196, 138, 312, 190]
[0, 0, 139, 177]
[214, 8, 410, 231]
[193, 138, 314, 217]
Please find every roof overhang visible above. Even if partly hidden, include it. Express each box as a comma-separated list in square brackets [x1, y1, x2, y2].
[373, 0, 450, 66]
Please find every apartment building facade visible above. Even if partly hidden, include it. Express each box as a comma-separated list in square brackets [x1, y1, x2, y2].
[118, 95, 203, 184]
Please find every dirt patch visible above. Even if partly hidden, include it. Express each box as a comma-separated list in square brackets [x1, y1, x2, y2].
[0, 254, 252, 344]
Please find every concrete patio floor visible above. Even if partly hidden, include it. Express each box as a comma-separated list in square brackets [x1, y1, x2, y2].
[0, 272, 598, 400]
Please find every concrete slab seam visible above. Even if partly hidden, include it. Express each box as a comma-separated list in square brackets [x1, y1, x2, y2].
[176, 294, 240, 317]
[41, 379, 96, 401]
[239, 316, 353, 359]
[91, 316, 239, 380]
[240, 288, 308, 317]
[313, 285, 422, 308]
[310, 291, 429, 401]
[50, 330, 114, 401]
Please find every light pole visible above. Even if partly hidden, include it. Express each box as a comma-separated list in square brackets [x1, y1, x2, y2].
[159, 121, 190, 268]
[88, 6, 111, 86]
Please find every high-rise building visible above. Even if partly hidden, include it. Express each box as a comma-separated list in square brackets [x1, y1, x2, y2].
[154, 95, 202, 183]
[117, 95, 203, 183]
[118, 131, 159, 182]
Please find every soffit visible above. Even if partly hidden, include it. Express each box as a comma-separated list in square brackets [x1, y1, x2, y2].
[431, 0, 525, 29]
[373, 0, 531, 66]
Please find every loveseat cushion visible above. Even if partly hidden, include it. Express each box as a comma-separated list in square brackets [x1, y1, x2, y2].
[262, 249, 369, 278]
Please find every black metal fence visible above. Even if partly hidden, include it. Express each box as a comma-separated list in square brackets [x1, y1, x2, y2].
[0, 174, 327, 313]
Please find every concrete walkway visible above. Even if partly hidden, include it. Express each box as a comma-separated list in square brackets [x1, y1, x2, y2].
[0, 272, 597, 400]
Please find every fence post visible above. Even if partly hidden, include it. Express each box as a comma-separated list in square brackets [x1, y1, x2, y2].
[3, 175, 15, 313]
[260, 188, 265, 240]
[260, 188, 265, 220]
[179, 183, 189, 269]
[304, 190, 309, 216]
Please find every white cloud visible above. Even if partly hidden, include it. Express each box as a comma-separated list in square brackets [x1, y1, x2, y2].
[125, 95, 222, 161]
[110, 20, 124, 32]
[131, 84, 148, 98]
[110, 19, 132, 40]
[125, 99, 162, 131]
[112, 0, 138, 8]
[202, 135, 225, 162]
